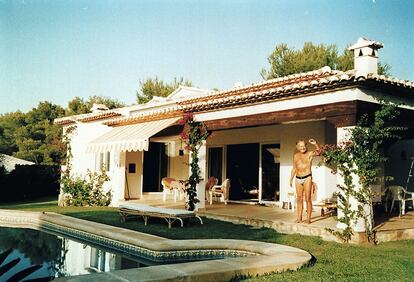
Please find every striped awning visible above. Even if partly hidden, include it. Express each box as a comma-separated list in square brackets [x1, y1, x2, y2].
[86, 117, 179, 153]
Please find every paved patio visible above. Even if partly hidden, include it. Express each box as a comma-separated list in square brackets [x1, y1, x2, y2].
[122, 194, 414, 243]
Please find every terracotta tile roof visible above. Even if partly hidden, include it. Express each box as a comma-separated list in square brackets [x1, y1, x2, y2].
[103, 108, 183, 127]
[177, 67, 414, 113]
[54, 111, 121, 125]
[54, 118, 76, 126]
[55, 66, 414, 127]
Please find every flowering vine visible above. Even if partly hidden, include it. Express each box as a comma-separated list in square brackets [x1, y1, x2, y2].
[179, 112, 210, 211]
[319, 101, 404, 243]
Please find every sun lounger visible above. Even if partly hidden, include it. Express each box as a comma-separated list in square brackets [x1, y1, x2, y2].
[119, 203, 203, 228]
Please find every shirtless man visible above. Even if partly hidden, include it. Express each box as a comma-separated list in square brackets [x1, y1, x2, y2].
[290, 139, 320, 224]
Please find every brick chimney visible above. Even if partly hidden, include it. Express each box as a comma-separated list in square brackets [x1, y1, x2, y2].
[348, 37, 383, 77]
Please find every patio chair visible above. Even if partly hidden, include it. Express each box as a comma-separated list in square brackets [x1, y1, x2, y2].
[384, 186, 414, 216]
[161, 177, 181, 202]
[205, 176, 218, 202]
[172, 180, 186, 201]
[209, 179, 231, 205]
[287, 188, 296, 211]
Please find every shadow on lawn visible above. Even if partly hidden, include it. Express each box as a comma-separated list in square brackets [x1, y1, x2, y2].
[0, 197, 58, 210]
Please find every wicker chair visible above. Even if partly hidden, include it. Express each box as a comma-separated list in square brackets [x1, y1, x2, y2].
[209, 179, 231, 205]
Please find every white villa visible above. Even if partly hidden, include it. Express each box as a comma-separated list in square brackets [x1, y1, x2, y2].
[55, 38, 414, 231]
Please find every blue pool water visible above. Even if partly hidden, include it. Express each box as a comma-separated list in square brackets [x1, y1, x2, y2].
[0, 227, 158, 281]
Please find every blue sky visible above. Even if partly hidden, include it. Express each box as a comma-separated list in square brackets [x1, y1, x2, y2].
[1, 0, 413, 114]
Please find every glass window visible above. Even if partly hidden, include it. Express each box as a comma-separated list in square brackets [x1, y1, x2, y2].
[105, 152, 110, 171]
[261, 144, 280, 202]
[96, 152, 110, 171]
[208, 147, 223, 183]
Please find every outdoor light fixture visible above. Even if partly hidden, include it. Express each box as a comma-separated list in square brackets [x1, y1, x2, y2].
[179, 139, 184, 156]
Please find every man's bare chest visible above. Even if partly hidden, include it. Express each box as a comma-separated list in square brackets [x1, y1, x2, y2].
[295, 155, 311, 168]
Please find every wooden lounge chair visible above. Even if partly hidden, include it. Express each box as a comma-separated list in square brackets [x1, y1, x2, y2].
[119, 203, 203, 228]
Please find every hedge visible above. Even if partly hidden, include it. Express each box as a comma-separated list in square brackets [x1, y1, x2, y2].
[0, 165, 60, 202]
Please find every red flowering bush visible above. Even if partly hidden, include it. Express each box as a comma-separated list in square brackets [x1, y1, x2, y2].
[179, 112, 210, 211]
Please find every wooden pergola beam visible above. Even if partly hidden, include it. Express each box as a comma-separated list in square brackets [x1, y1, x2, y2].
[203, 100, 414, 131]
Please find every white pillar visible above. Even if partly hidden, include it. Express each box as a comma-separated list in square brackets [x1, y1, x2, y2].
[336, 127, 371, 232]
[194, 141, 207, 210]
[112, 151, 126, 207]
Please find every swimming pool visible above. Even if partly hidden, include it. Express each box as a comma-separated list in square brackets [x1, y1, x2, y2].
[0, 210, 312, 281]
[0, 227, 165, 281]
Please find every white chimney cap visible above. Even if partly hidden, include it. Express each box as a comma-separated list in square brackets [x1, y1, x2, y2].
[234, 81, 243, 87]
[91, 103, 109, 112]
[348, 37, 383, 51]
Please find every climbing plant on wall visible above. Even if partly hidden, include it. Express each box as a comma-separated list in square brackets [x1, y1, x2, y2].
[179, 113, 210, 211]
[320, 101, 404, 243]
[60, 125, 112, 207]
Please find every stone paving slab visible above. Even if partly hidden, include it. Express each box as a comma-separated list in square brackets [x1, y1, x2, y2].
[124, 198, 414, 243]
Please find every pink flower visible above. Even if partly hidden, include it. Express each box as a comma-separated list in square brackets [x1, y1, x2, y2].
[179, 112, 194, 125]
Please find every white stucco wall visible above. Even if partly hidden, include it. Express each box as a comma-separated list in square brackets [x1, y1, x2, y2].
[112, 151, 126, 205]
[67, 122, 112, 177]
[206, 121, 337, 204]
[60, 122, 117, 205]
[168, 141, 189, 181]
[125, 151, 143, 199]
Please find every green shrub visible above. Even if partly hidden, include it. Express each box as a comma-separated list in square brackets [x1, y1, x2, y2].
[60, 169, 112, 207]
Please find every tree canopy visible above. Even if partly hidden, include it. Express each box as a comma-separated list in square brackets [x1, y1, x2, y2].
[66, 95, 125, 116]
[261, 42, 391, 79]
[1, 102, 66, 165]
[136, 77, 192, 104]
[0, 96, 125, 166]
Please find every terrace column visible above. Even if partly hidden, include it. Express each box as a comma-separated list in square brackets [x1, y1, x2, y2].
[112, 151, 126, 206]
[336, 127, 371, 232]
[194, 140, 207, 210]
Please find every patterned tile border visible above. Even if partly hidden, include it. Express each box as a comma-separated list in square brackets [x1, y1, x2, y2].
[0, 213, 255, 263]
[41, 221, 256, 263]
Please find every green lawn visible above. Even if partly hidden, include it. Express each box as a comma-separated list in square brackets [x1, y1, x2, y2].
[1, 198, 413, 281]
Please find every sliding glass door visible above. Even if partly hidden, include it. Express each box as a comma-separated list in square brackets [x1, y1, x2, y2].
[226, 143, 259, 201]
[143, 142, 168, 192]
[208, 147, 223, 183]
[260, 143, 280, 202]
